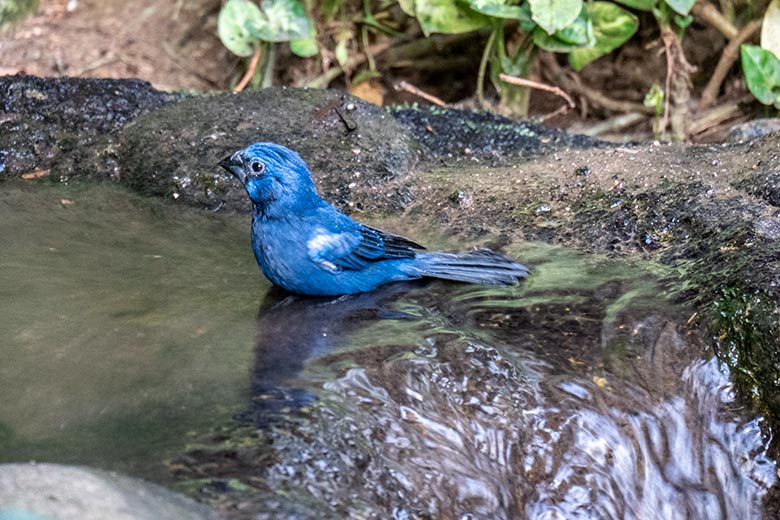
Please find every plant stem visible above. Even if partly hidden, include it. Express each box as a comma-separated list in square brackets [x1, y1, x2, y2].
[691, 2, 738, 39]
[262, 42, 276, 88]
[477, 27, 498, 110]
[362, 25, 376, 71]
[699, 18, 762, 109]
[233, 47, 263, 93]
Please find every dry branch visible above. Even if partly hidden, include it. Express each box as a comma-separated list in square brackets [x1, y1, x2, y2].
[698, 19, 762, 109]
[499, 73, 575, 108]
[397, 81, 447, 107]
[692, 2, 739, 39]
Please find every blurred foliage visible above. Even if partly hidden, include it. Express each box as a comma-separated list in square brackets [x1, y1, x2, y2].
[741, 0, 780, 109]
[742, 45, 780, 108]
[215, 0, 778, 118]
[218, 0, 316, 57]
[0, 0, 38, 29]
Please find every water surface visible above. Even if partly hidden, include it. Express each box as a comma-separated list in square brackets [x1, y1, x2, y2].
[181, 243, 779, 518]
[0, 182, 776, 518]
[0, 182, 264, 480]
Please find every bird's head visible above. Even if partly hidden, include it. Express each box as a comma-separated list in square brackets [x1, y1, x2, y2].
[219, 142, 321, 214]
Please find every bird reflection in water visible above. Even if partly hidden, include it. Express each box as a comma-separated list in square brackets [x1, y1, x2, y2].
[247, 282, 421, 426]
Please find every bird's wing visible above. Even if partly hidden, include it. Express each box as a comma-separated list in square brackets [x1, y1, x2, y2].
[307, 223, 425, 272]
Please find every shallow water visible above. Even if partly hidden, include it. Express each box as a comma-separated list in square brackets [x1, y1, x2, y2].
[188, 238, 778, 518]
[0, 182, 263, 480]
[0, 182, 776, 517]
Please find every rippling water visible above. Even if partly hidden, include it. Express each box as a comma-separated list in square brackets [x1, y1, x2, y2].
[0, 183, 775, 517]
[198, 247, 778, 519]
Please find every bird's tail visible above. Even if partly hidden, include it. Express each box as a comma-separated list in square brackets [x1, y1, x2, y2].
[409, 249, 529, 285]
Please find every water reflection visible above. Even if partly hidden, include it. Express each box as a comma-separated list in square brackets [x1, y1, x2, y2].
[248, 283, 421, 424]
[0, 183, 258, 480]
[239, 272, 777, 519]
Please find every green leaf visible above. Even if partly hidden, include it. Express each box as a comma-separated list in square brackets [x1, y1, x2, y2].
[528, 0, 582, 34]
[553, 8, 593, 45]
[498, 49, 532, 76]
[674, 13, 693, 28]
[762, 0, 780, 59]
[467, 0, 532, 22]
[741, 44, 780, 108]
[643, 82, 664, 115]
[515, 3, 537, 32]
[290, 37, 318, 57]
[533, 28, 578, 51]
[218, 0, 264, 57]
[569, 2, 638, 70]
[249, 0, 313, 42]
[663, 0, 693, 16]
[611, 0, 656, 12]
[533, 9, 594, 52]
[289, 12, 318, 58]
[398, 0, 490, 35]
[335, 35, 349, 66]
[218, 0, 314, 56]
[398, 0, 414, 15]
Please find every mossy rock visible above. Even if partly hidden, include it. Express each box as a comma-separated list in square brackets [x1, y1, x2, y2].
[118, 88, 421, 212]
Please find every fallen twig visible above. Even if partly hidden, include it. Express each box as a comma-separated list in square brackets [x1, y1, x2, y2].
[539, 52, 655, 115]
[21, 170, 50, 180]
[539, 104, 571, 121]
[233, 47, 263, 93]
[397, 80, 447, 107]
[499, 73, 575, 109]
[688, 96, 751, 134]
[72, 54, 118, 76]
[571, 112, 647, 137]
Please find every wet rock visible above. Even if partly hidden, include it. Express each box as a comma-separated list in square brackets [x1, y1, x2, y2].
[391, 104, 598, 163]
[726, 118, 780, 143]
[0, 74, 175, 182]
[0, 463, 221, 520]
[118, 88, 421, 212]
[402, 136, 780, 429]
[173, 278, 777, 519]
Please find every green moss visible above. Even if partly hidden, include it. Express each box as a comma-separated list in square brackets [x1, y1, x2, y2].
[57, 135, 78, 152]
[711, 287, 780, 421]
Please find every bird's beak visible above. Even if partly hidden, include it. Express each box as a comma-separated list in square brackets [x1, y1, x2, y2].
[219, 153, 245, 184]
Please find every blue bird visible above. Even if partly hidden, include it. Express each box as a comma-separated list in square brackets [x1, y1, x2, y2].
[219, 142, 529, 296]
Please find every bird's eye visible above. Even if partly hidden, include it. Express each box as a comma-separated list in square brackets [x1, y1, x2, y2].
[250, 161, 265, 174]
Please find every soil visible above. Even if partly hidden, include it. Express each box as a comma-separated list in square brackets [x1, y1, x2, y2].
[0, 0, 235, 91]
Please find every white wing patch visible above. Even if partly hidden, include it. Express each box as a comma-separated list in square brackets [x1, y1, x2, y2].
[307, 228, 361, 272]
